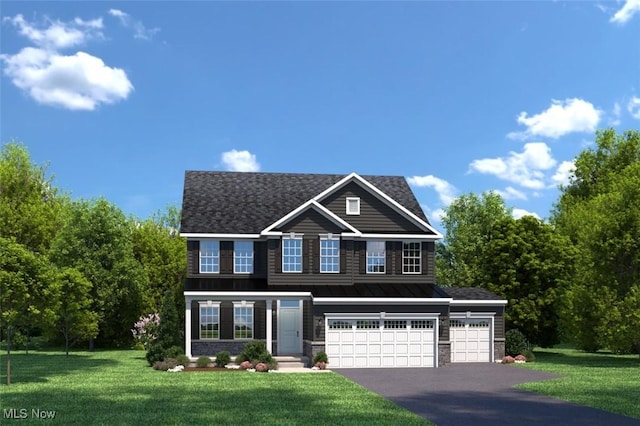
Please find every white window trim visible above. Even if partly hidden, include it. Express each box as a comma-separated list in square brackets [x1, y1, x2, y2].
[346, 197, 360, 215]
[233, 241, 254, 274]
[320, 235, 340, 274]
[402, 241, 422, 275]
[198, 301, 220, 340]
[199, 240, 220, 274]
[233, 301, 255, 340]
[366, 240, 386, 274]
[282, 233, 303, 273]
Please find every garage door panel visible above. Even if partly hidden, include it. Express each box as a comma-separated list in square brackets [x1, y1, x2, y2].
[451, 318, 492, 363]
[326, 317, 436, 368]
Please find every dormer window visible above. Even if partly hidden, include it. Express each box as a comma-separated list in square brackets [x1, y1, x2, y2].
[346, 197, 360, 215]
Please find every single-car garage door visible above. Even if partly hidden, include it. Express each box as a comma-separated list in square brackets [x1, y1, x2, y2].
[450, 318, 491, 362]
[325, 318, 436, 368]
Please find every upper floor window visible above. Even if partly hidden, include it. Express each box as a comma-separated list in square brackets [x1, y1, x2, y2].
[320, 236, 340, 273]
[234, 241, 253, 274]
[346, 197, 360, 215]
[233, 302, 254, 339]
[282, 235, 303, 273]
[199, 302, 220, 339]
[403, 242, 421, 274]
[200, 240, 219, 273]
[366, 241, 385, 273]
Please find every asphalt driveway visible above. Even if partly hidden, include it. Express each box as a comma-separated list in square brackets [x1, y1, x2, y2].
[338, 363, 640, 426]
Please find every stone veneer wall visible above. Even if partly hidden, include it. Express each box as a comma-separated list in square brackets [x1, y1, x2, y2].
[192, 340, 256, 357]
[438, 342, 451, 367]
[494, 338, 505, 361]
[303, 340, 326, 362]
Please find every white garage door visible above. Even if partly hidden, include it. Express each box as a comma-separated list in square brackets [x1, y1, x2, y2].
[450, 318, 491, 362]
[325, 318, 436, 368]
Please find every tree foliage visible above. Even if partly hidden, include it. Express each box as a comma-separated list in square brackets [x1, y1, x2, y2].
[146, 290, 182, 365]
[480, 216, 576, 347]
[49, 199, 147, 347]
[0, 142, 66, 253]
[437, 191, 511, 287]
[554, 129, 640, 353]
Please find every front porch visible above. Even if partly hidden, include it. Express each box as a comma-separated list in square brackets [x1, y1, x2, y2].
[184, 291, 314, 359]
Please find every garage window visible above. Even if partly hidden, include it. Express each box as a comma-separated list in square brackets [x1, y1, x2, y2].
[328, 320, 352, 329]
[357, 320, 379, 329]
[411, 320, 434, 329]
[383, 320, 407, 329]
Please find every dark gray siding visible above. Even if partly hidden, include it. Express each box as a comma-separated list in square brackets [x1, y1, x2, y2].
[320, 181, 425, 233]
[186, 240, 267, 279]
[277, 208, 345, 235]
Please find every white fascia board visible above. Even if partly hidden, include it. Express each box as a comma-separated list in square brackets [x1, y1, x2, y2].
[180, 233, 261, 239]
[450, 300, 509, 306]
[312, 172, 443, 239]
[313, 297, 453, 305]
[356, 233, 441, 241]
[261, 200, 361, 235]
[185, 291, 312, 299]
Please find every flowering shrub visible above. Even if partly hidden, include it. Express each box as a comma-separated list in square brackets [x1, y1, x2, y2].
[255, 362, 268, 372]
[501, 355, 515, 364]
[132, 313, 160, 350]
[239, 360, 252, 370]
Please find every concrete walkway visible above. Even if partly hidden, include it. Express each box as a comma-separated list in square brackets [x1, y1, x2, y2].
[338, 363, 640, 426]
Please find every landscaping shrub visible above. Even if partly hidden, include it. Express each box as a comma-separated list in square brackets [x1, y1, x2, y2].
[214, 351, 231, 367]
[176, 354, 190, 366]
[313, 351, 329, 364]
[164, 345, 183, 359]
[522, 348, 536, 362]
[506, 329, 529, 356]
[196, 356, 211, 368]
[153, 358, 178, 371]
[236, 340, 275, 366]
[146, 345, 166, 365]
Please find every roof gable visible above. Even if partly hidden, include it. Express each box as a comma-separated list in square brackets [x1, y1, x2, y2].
[180, 171, 440, 237]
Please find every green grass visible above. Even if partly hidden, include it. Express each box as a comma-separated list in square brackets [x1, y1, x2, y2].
[517, 346, 640, 419]
[0, 349, 432, 425]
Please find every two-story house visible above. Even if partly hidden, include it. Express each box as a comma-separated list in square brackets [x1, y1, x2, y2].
[180, 171, 506, 368]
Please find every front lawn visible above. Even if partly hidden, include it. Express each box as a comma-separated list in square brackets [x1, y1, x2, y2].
[517, 346, 640, 419]
[0, 349, 431, 425]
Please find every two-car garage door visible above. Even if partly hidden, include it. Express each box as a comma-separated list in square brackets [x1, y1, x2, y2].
[325, 318, 436, 368]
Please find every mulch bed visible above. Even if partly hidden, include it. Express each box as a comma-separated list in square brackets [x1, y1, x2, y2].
[183, 367, 244, 372]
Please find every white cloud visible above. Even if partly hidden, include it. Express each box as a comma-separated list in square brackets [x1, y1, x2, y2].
[407, 175, 457, 205]
[508, 98, 602, 140]
[495, 186, 527, 201]
[1, 14, 132, 110]
[221, 149, 260, 172]
[109, 9, 160, 40]
[512, 208, 540, 220]
[611, 0, 640, 24]
[628, 97, 640, 120]
[609, 102, 622, 126]
[552, 160, 576, 187]
[469, 142, 557, 189]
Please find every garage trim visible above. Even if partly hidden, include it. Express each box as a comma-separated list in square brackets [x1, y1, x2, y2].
[450, 312, 495, 363]
[325, 312, 440, 368]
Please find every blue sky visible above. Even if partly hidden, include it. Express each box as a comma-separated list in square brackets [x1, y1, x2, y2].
[1, 1, 639, 229]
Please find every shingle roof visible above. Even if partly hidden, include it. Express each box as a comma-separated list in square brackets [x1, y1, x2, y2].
[180, 171, 430, 234]
[441, 287, 504, 301]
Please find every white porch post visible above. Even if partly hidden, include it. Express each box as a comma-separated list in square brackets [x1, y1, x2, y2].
[185, 296, 192, 359]
[266, 298, 273, 354]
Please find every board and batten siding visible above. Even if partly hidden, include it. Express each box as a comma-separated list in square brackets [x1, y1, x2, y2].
[320, 181, 426, 234]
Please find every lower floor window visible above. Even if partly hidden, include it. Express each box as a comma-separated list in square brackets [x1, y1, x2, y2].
[234, 303, 254, 339]
[199, 303, 220, 339]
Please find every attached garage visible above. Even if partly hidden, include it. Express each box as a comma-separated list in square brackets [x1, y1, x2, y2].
[450, 317, 492, 362]
[325, 316, 438, 368]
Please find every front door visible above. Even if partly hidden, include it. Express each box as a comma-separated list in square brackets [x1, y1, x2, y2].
[278, 300, 302, 354]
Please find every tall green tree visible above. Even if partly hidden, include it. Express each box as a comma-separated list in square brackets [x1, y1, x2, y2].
[49, 199, 147, 347]
[132, 206, 186, 314]
[146, 290, 182, 365]
[49, 268, 99, 356]
[0, 142, 65, 253]
[0, 237, 55, 384]
[554, 129, 640, 353]
[437, 191, 512, 287]
[480, 216, 576, 347]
